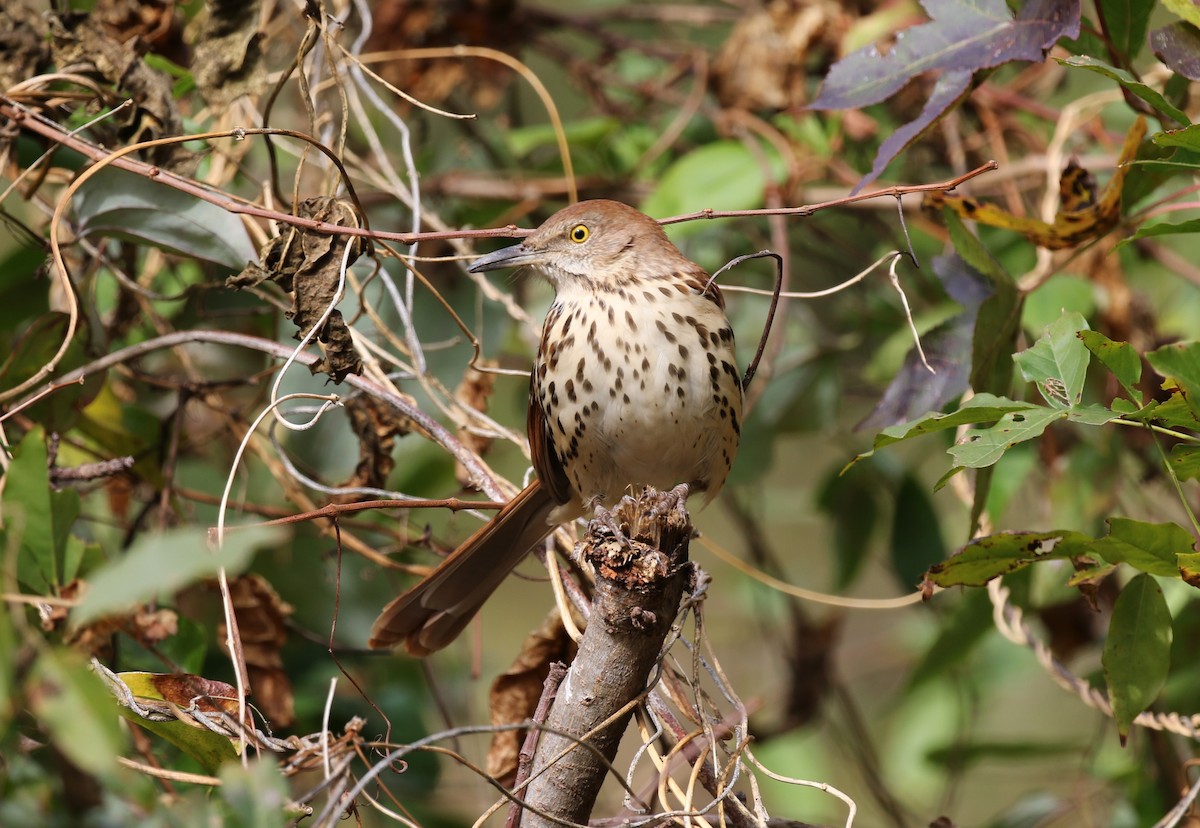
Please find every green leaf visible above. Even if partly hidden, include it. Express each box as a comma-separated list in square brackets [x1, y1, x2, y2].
[1117, 218, 1200, 249]
[855, 394, 1039, 465]
[1103, 573, 1172, 740]
[944, 210, 1023, 531]
[73, 167, 258, 271]
[1058, 56, 1190, 125]
[1121, 393, 1200, 430]
[1078, 330, 1142, 404]
[0, 602, 14, 734]
[28, 649, 126, 779]
[1064, 404, 1121, 425]
[1164, 0, 1200, 29]
[1, 427, 80, 594]
[906, 588, 994, 691]
[506, 116, 620, 157]
[1152, 124, 1200, 152]
[1092, 518, 1195, 577]
[926, 739, 1084, 768]
[1178, 551, 1200, 586]
[1098, 0, 1153, 63]
[1146, 341, 1200, 418]
[1123, 128, 1200, 208]
[0, 314, 96, 432]
[948, 406, 1064, 468]
[816, 463, 882, 590]
[1022, 273, 1095, 335]
[73, 526, 284, 626]
[890, 474, 947, 588]
[1013, 311, 1090, 408]
[77, 383, 165, 486]
[944, 212, 1022, 397]
[926, 530, 1094, 587]
[1170, 445, 1200, 482]
[219, 758, 290, 828]
[641, 141, 768, 237]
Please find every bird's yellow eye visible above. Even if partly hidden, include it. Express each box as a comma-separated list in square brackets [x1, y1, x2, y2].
[569, 224, 590, 243]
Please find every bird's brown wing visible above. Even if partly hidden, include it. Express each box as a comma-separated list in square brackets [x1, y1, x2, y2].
[528, 371, 573, 507]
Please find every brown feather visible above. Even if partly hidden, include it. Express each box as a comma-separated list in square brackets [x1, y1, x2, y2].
[368, 481, 558, 656]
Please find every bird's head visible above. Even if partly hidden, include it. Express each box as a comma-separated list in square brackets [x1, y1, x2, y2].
[467, 200, 685, 289]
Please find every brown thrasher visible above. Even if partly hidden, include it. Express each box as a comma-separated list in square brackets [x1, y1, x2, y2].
[369, 200, 743, 655]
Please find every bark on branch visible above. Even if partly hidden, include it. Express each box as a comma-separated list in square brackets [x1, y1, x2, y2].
[521, 486, 693, 828]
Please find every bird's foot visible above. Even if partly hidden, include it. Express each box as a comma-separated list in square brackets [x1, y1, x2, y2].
[590, 498, 630, 545]
[648, 483, 691, 521]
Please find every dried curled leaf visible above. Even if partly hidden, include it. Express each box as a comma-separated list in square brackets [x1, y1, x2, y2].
[339, 393, 412, 497]
[215, 574, 295, 729]
[713, 0, 847, 110]
[924, 117, 1147, 249]
[47, 11, 192, 172]
[454, 362, 496, 487]
[229, 197, 366, 382]
[192, 0, 267, 109]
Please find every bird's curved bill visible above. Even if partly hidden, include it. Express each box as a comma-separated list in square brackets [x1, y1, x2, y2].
[467, 242, 541, 273]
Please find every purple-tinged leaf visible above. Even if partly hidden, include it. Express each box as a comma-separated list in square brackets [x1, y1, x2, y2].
[813, 0, 1080, 191]
[813, 0, 1080, 111]
[1151, 22, 1200, 81]
[857, 251, 990, 431]
[853, 69, 971, 193]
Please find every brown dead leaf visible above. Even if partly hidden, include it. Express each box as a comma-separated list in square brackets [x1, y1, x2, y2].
[338, 393, 412, 499]
[47, 11, 192, 172]
[229, 197, 366, 383]
[0, 4, 52, 92]
[215, 574, 295, 728]
[55, 580, 177, 658]
[454, 362, 496, 487]
[190, 0, 266, 109]
[487, 610, 575, 785]
[363, 0, 525, 109]
[151, 673, 241, 716]
[131, 607, 178, 644]
[713, 0, 848, 110]
[94, 0, 188, 65]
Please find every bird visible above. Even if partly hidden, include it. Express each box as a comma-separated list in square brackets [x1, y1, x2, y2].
[369, 200, 743, 656]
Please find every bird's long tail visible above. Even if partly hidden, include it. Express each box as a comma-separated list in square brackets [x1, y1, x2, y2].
[368, 480, 557, 656]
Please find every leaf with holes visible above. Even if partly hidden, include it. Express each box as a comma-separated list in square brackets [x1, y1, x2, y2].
[927, 529, 1094, 587]
[853, 394, 1040, 467]
[1171, 445, 1200, 482]
[1013, 311, 1090, 408]
[948, 406, 1063, 468]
